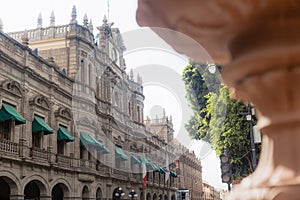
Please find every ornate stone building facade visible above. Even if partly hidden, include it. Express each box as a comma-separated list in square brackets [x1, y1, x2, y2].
[145, 113, 203, 200]
[202, 182, 220, 200]
[0, 6, 181, 200]
[175, 148, 203, 200]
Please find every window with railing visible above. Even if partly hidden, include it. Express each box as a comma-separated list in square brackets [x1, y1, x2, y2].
[57, 140, 65, 155]
[57, 125, 69, 155]
[0, 121, 11, 140]
[32, 130, 42, 148]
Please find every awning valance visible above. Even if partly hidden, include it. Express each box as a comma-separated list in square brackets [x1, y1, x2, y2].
[57, 127, 74, 142]
[80, 132, 101, 148]
[0, 103, 26, 125]
[138, 156, 150, 165]
[131, 155, 141, 164]
[159, 167, 166, 174]
[115, 147, 128, 160]
[170, 170, 178, 177]
[80, 132, 110, 154]
[32, 116, 53, 134]
[99, 145, 110, 154]
[151, 163, 160, 171]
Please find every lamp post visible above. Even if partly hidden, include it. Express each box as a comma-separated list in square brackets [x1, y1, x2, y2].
[128, 189, 138, 200]
[245, 103, 257, 171]
[114, 188, 125, 200]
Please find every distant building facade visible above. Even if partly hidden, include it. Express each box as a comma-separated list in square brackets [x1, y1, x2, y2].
[0, 6, 182, 200]
[145, 114, 203, 200]
[202, 182, 221, 200]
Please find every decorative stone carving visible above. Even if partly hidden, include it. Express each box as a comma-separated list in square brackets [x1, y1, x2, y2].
[0, 79, 24, 97]
[76, 116, 97, 130]
[54, 107, 72, 121]
[29, 94, 51, 111]
[137, 0, 300, 199]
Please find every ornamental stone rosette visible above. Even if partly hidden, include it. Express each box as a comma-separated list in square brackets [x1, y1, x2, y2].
[136, 1, 300, 199]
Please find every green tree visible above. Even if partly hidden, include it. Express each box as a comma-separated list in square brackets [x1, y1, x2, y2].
[183, 62, 260, 180]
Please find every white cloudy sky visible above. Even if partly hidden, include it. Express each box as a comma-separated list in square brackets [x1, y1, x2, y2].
[0, 0, 226, 190]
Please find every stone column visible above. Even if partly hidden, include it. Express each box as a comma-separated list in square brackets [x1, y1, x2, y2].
[136, 1, 300, 199]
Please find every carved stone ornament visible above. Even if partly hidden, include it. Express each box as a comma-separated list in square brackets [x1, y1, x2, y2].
[54, 107, 72, 121]
[29, 94, 51, 111]
[76, 116, 97, 131]
[137, 1, 300, 199]
[0, 79, 24, 97]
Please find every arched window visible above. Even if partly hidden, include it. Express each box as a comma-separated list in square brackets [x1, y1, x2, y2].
[80, 59, 85, 83]
[137, 106, 140, 123]
[89, 64, 93, 86]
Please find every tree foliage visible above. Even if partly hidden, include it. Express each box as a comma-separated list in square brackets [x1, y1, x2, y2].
[183, 62, 260, 180]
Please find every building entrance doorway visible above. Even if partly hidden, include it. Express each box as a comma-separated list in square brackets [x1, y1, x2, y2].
[24, 181, 40, 200]
[0, 177, 10, 200]
[52, 184, 64, 200]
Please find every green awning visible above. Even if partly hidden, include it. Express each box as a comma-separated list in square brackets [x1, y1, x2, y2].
[115, 147, 128, 160]
[131, 155, 141, 164]
[89, 135, 104, 148]
[80, 132, 102, 148]
[100, 145, 110, 154]
[80, 132, 94, 146]
[158, 167, 166, 174]
[139, 156, 150, 165]
[170, 170, 177, 177]
[32, 116, 53, 134]
[57, 127, 74, 142]
[0, 103, 26, 125]
[152, 163, 160, 171]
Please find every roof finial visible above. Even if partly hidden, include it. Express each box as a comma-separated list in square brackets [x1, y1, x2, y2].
[70, 5, 77, 24]
[21, 30, 29, 47]
[83, 14, 88, 28]
[137, 73, 143, 84]
[37, 12, 42, 28]
[50, 10, 55, 26]
[103, 15, 108, 24]
[163, 108, 166, 117]
[89, 19, 93, 32]
[130, 69, 134, 80]
[0, 18, 3, 32]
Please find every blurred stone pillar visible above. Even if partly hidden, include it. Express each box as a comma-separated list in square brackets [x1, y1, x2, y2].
[136, 1, 300, 199]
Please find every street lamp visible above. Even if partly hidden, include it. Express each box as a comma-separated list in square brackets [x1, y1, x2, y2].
[114, 188, 125, 199]
[208, 63, 216, 74]
[128, 189, 138, 200]
[245, 103, 257, 171]
[239, 103, 258, 171]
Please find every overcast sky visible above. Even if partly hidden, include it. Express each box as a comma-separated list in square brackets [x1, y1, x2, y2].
[0, 0, 226, 190]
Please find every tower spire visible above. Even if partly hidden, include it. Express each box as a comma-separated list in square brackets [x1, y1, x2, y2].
[103, 15, 108, 24]
[0, 18, 3, 32]
[130, 69, 134, 80]
[89, 19, 93, 33]
[83, 13, 88, 28]
[37, 12, 42, 28]
[70, 5, 77, 24]
[50, 10, 55, 26]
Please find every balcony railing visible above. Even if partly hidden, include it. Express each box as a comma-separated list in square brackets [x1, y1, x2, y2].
[56, 154, 71, 167]
[30, 147, 49, 161]
[0, 139, 19, 155]
[80, 159, 94, 169]
[113, 169, 129, 180]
